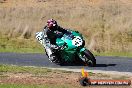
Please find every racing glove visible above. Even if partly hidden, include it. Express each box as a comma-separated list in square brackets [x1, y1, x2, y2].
[50, 45, 60, 49]
[50, 45, 65, 50]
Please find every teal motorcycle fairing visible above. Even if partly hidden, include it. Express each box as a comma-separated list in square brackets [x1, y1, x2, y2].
[56, 30, 86, 62]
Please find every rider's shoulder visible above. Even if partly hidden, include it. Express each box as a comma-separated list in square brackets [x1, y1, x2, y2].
[57, 26, 62, 29]
[44, 26, 48, 29]
[43, 26, 48, 31]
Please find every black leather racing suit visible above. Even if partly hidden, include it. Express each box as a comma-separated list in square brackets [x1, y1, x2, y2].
[43, 25, 68, 63]
[43, 26, 68, 48]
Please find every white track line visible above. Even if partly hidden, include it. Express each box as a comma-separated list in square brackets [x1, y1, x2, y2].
[48, 67, 132, 77]
[21, 65, 132, 76]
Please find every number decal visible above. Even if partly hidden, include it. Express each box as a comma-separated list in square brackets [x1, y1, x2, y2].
[72, 36, 83, 47]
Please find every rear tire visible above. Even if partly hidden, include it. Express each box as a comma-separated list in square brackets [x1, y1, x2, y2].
[82, 49, 96, 67]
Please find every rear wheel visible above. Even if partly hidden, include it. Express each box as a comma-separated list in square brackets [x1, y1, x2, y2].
[82, 49, 96, 67]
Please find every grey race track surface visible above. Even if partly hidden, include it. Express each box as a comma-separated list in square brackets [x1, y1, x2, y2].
[0, 53, 132, 73]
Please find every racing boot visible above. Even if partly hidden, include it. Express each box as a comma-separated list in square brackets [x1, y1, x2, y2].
[49, 55, 61, 65]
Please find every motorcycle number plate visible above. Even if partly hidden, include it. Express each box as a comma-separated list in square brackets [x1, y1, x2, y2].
[72, 36, 83, 47]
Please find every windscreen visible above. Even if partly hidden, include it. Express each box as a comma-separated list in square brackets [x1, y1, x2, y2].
[63, 32, 75, 40]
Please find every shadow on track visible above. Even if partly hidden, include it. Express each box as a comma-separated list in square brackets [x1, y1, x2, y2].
[95, 64, 116, 67]
[59, 63, 116, 67]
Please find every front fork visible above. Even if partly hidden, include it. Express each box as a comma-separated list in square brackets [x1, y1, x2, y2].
[78, 47, 86, 62]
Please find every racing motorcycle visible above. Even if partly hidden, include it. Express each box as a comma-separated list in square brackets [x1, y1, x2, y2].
[36, 30, 96, 67]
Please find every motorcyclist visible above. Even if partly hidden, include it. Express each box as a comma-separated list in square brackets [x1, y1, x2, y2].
[43, 19, 69, 64]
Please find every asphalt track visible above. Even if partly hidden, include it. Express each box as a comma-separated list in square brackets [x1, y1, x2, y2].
[0, 53, 132, 74]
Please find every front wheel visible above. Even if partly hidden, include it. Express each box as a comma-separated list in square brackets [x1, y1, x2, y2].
[82, 49, 96, 67]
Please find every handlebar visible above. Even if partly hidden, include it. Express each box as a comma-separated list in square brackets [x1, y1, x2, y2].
[58, 43, 67, 50]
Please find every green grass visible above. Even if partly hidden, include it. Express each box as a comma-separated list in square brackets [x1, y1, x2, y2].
[0, 65, 79, 76]
[94, 52, 132, 57]
[0, 65, 82, 88]
[0, 0, 132, 56]
[0, 47, 44, 53]
[0, 65, 52, 75]
[0, 37, 132, 57]
[0, 37, 44, 53]
[0, 45, 132, 57]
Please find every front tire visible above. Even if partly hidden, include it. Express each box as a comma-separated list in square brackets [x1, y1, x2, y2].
[82, 49, 96, 67]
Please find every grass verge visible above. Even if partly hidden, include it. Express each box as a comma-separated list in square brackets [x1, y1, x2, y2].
[0, 65, 83, 88]
[0, 84, 75, 88]
[0, 46, 132, 57]
[0, 65, 131, 88]
[0, 65, 52, 75]
[0, 37, 132, 57]
[94, 52, 132, 58]
[0, 37, 44, 53]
